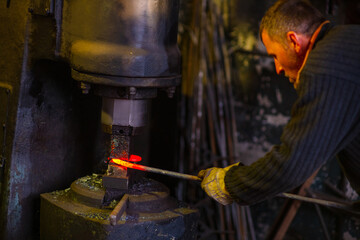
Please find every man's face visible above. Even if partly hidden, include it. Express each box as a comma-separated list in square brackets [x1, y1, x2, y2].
[261, 30, 304, 85]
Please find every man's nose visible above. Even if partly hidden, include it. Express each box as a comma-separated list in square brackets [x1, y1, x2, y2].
[274, 59, 284, 75]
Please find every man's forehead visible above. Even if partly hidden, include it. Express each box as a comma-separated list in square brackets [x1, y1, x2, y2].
[261, 30, 277, 44]
[261, 31, 274, 52]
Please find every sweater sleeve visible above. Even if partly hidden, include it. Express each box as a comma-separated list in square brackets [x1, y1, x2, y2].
[224, 74, 360, 205]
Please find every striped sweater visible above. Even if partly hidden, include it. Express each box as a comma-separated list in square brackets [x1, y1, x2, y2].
[225, 23, 360, 205]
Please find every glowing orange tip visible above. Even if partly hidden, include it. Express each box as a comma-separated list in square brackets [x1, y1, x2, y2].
[111, 159, 146, 171]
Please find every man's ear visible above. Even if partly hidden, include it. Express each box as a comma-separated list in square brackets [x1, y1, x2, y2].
[286, 31, 301, 53]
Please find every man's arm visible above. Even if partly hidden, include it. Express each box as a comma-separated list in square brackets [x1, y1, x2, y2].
[225, 75, 360, 205]
[201, 75, 360, 205]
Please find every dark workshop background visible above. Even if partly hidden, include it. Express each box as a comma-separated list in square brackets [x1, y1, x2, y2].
[167, 0, 360, 239]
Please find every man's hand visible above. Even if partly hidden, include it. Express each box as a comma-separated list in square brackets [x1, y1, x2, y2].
[198, 165, 235, 205]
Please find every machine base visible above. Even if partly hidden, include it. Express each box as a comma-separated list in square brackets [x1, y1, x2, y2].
[40, 175, 199, 240]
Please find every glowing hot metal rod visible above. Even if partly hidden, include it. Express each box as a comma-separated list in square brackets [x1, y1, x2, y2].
[111, 158, 202, 181]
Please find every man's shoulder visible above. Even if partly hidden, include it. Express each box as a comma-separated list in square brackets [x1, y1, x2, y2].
[328, 24, 360, 39]
[304, 24, 360, 84]
[315, 23, 360, 50]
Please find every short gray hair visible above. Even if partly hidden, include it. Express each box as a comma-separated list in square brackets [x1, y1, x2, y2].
[260, 0, 325, 45]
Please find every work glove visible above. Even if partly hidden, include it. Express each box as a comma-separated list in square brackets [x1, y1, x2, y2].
[198, 163, 238, 205]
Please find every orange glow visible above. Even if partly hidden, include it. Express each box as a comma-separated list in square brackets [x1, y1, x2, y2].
[111, 159, 146, 171]
[118, 154, 142, 162]
[110, 154, 142, 171]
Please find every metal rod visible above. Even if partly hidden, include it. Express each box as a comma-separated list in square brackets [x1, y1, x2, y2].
[112, 159, 202, 181]
[280, 192, 358, 212]
[314, 202, 331, 240]
[245, 206, 257, 240]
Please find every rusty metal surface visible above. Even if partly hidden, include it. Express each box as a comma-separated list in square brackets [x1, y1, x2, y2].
[69, 174, 175, 211]
[40, 175, 199, 240]
[112, 134, 130, 158]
